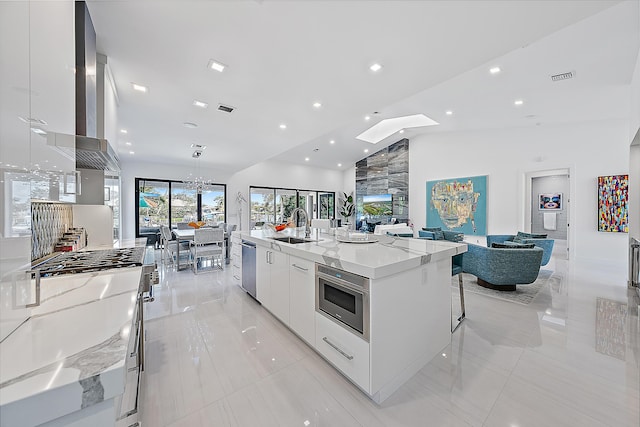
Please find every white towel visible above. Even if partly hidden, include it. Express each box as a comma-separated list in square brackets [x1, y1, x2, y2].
[543, 212, 557, 230]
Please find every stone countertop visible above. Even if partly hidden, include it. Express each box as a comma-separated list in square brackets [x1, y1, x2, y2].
[236, 229, 467, 279]
[0, 267, 142, 427]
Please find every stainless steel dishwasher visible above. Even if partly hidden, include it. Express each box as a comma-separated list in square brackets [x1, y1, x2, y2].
[241, 240, 257, 299]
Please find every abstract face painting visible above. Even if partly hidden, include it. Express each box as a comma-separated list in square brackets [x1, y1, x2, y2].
[427, 176, 486, 235]
[431, 180, 479, 230]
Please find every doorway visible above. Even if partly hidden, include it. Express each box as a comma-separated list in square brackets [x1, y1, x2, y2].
[525, 169, 571, 260]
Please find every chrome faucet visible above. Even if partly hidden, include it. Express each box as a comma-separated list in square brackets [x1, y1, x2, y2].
[291, 208, 311, 238]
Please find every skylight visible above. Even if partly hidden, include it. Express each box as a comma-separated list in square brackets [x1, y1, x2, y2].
[356, 114, 439, 144]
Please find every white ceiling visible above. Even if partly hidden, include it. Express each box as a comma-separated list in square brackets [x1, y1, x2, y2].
[86, 0, 639, 178]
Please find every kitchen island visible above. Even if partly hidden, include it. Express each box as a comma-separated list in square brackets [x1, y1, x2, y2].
[0, 240, 149, 427]
[236, 229, 467, 403]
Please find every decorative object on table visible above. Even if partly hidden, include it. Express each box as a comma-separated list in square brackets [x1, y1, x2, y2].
[539, 193, 562, 210]
[187, 221, 206, 229]
[274, 224, 287, 232]
[426, 175, 487, 235]
[339, 192, 354, 228]
[597, 174, 628, 232]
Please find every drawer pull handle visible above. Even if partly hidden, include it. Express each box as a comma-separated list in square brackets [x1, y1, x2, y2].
[322, 337, 354, 360]
[25, 270, 41, 308]
[292, 264, 308, 272]
[233, 275, 240, 280]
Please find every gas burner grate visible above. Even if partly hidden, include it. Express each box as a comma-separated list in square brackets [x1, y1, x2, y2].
[34, 247, 146, 277]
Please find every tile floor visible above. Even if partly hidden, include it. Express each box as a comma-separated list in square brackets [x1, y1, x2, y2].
[139, 249, 640, 426]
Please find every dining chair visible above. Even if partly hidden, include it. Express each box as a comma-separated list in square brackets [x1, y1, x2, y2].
[189, 227, 224, 274]
[160, 225, 189, 267]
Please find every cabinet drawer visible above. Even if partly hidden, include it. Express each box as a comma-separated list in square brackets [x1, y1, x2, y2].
[315, 313, 370, 392]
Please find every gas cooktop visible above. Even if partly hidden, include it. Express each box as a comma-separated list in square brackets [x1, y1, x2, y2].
[33, 247, 146, 277]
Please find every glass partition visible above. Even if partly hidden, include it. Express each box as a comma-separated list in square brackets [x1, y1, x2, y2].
[201, 184, 226, 225]
[170, 182, 197, 227]
[276, 189, 297, 224]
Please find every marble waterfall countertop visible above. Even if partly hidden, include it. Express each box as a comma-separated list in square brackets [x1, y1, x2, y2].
[238, 228, 467, 279]
[0, 266, 142, 427]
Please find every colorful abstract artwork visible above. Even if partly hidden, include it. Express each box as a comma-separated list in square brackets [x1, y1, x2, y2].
[597, 175, 628, 233]
[539, 193, 562, 210]
[426, 175, 487, 235]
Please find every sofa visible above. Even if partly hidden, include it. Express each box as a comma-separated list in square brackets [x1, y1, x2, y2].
[460, 243, 544, 291]
[486, 232, 554, 266]
[418, 227, 464, 242]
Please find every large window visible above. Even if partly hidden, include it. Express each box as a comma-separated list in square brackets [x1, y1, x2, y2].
[135, 178, 226, 241]
[249, 186, 335, 229]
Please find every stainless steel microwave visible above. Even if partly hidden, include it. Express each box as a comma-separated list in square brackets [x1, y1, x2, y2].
[316, 264, 370, 341]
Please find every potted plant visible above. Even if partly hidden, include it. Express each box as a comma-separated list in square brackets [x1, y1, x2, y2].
[339, 192, 354, 228]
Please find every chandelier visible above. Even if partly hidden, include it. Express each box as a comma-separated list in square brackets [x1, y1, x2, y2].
[183, 148, 214, 194]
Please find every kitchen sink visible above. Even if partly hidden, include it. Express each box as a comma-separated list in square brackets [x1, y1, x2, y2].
[271, 236, 316, 244]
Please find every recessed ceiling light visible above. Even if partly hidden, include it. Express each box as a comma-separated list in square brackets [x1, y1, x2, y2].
[304, 157, 310, 162]
[445, 110, 453, 116]
[120, 129, 128, 134]
[125, 142, 132, 146]
[364, 149, 369, 153]
[183, 122, 198, 128]
[369, 63, 382, 72]
[329, 140, 335, 144]
[514, 99, 524, 106]
[208, 59, 226, 72]
[279, 124, 287, 129]
[399, 129, 405, 134]
[357, 113, 439, 144]
[132, 83, 148, 92]
[337, 163, 342, 167]
[364, 115, 371, 121]
[313, 102, 322, 108]
[489, 66, 501, 74]
[129, 151, 135, 155]
[193, 100, 208, 108]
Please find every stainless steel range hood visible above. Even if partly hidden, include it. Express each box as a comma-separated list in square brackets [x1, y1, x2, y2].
[46, 133, 120, 171]
[74, 1, 120, 172]
[76, 135, 120, 171]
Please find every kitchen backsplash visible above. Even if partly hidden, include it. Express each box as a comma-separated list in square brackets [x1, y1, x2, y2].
[31, 202, 73, 261]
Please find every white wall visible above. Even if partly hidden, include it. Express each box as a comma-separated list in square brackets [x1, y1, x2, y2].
[408, 119, 630, 267]
[226, 159, 344, 231]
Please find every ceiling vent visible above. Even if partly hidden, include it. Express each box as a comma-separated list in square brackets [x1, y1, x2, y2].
[217, 104, 234, 113]
[551, 71, 574, 82]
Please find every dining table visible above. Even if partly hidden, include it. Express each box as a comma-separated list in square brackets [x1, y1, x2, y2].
[172, 228, 229, 271]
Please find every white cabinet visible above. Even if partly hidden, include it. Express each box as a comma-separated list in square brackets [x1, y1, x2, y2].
[29, 1, 76, 203]
[289, 256, 315, 345]
[315, 313, 370, 392]
[256, 246, 271, 307]
[256, 246, 289, 324]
